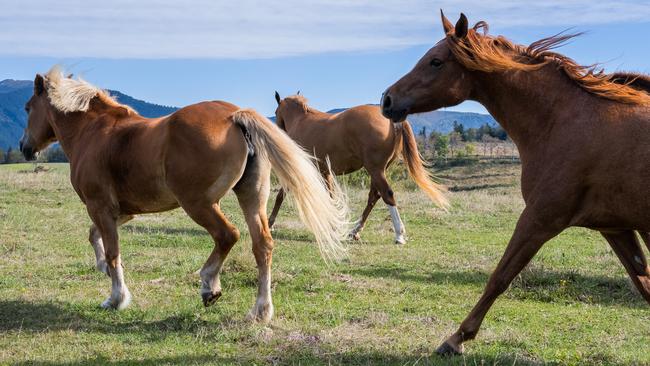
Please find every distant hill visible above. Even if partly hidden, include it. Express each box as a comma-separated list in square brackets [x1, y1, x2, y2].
[406, 110, 497, 134]
[0, 79, 178, 149]
[1, 80, 498, 150]
[107, 90, 177, 118]
[270, 105, 497, 134]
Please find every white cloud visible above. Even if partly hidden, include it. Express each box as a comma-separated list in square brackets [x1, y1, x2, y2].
[1, 0, 649, 58]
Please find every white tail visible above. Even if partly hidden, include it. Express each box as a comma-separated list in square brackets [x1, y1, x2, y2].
[231, 109, 349, 261]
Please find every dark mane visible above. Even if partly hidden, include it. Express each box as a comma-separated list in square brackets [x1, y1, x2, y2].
[611, 72, 650, 94]
[446, 23, 650, 104]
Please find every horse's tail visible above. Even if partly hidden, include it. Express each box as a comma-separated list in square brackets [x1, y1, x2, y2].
[231, 109, 349, 261]
[399, 121, 449, 209]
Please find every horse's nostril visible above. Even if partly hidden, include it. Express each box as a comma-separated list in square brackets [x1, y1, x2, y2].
[382, 95, 392, 110]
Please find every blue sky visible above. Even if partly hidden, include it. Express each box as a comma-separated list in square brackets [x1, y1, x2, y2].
[1, 0, 649, 115]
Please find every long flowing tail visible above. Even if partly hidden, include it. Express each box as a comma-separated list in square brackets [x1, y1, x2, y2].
[400, 121, 449, 209]
[231, 109, 349, 261]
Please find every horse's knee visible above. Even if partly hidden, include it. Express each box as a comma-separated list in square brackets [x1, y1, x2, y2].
[218, 226, 240, 251]
[89, 226, 100, 244]
[252, 239, 274, 265]
[380, 188, 396, 206]
[486, 276, 509, 296]
[105, 253, 119, 269]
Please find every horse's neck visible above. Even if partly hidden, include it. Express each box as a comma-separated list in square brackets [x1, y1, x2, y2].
[48, 110, 91, 159]
[471, 64, 586, 154]
[283, 107, 324, 132]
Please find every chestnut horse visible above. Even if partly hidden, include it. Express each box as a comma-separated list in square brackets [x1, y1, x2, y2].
[382, 12, 650, 355]
[268, 93, 447, 244]
[19, 67, 348, 322]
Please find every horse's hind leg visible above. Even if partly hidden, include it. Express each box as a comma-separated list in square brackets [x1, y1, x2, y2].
[234, 156, 275, 323]
[601, 231, 650, 304]
[267, 188, 284, 230]
[349, 188, 381, 240]
[371, 170, 406, 244]
[180, 199, 240, 307]
[89, 215, 133, 276]
[638, 231, 650, 254]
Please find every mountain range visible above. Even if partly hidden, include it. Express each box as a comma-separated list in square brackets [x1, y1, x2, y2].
[0, 79, 496, 149]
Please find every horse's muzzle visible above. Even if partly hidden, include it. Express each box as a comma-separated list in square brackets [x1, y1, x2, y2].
[381, 92, 409, 123]
[20, 142, 36, 161]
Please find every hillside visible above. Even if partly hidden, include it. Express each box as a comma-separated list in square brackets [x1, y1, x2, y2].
[1, 79, 497, 149]
[0, 79, 178, 149]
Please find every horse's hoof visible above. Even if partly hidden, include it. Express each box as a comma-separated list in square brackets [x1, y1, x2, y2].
[436, 341, 463, 356]
[202, 291, 222, 307]
[395, 236, 406, 245]
[101, 291, 131, 310]
[246, 303, 274, 323]
[348, 232, 361, 241]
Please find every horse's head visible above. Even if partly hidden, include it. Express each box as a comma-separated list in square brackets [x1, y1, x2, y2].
[382, 11, 474, 122]
[274, 91, 305, 131]
[20, 74, 57, 160]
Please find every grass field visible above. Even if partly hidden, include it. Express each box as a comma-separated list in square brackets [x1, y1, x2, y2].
[1, 162, 649, 365]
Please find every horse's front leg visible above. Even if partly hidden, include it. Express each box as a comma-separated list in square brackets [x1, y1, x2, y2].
[88, 215, 133, 276]
[437, 207, 563, 355]
[87, 206, 132, 310]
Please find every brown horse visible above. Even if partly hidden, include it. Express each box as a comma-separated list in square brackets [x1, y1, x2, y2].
[19, 67, 348, 322]
[268, 93, 447, 244]
[382, 12, 650, 355]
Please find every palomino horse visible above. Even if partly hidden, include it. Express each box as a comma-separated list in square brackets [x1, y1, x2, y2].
[19, 67, 348, 322]
[382, 12, 650, 354]
[268, 93, 447, 244]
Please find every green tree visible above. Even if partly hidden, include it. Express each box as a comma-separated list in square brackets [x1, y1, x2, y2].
[452, 121, 465, 138]
[432, 133, 449, 158]
[4, 147, 26, 164]
[465, 143, 476, 156]
[43, 145, 68, 163]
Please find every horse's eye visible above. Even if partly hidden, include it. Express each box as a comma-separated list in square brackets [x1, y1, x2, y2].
[24, 106, 30, 113]
[430, 58, 443, 68]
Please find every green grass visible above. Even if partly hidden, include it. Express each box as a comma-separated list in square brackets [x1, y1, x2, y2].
[0, 162, 648, 366]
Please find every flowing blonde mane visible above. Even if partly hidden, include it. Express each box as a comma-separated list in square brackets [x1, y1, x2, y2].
[446, 23, 650, 104]
[44, 66, 136, 114]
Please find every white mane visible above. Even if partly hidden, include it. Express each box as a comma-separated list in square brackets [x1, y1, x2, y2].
[44, 66, 133, 114]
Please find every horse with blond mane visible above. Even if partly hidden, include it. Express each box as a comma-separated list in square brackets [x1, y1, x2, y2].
[268, 93, 447, 244]
[382, 12, 650, 355]
[19, 67, 348, 322]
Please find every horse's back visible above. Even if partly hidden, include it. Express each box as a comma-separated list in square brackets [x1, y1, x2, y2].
[335, 104, 393, 137]
[163, 100, 249, 203]
[286, 104, 398, 174]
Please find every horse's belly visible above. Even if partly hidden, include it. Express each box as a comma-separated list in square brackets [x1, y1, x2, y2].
[116, 180, 179, 215]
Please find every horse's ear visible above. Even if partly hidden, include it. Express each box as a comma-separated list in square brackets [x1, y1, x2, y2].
[34, 74, 45, 96]
[455, 13, 469, 39]
[440, 9, 453, 34]
[275, 91, 281, 105]
[66, 73, 74, 79]
[296, 90, 301, 95]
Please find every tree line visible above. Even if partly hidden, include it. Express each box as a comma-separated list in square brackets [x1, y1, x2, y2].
[0, 145, 68, 164]
[416, 121, 514, 160]
[0, 121, 513, 164]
